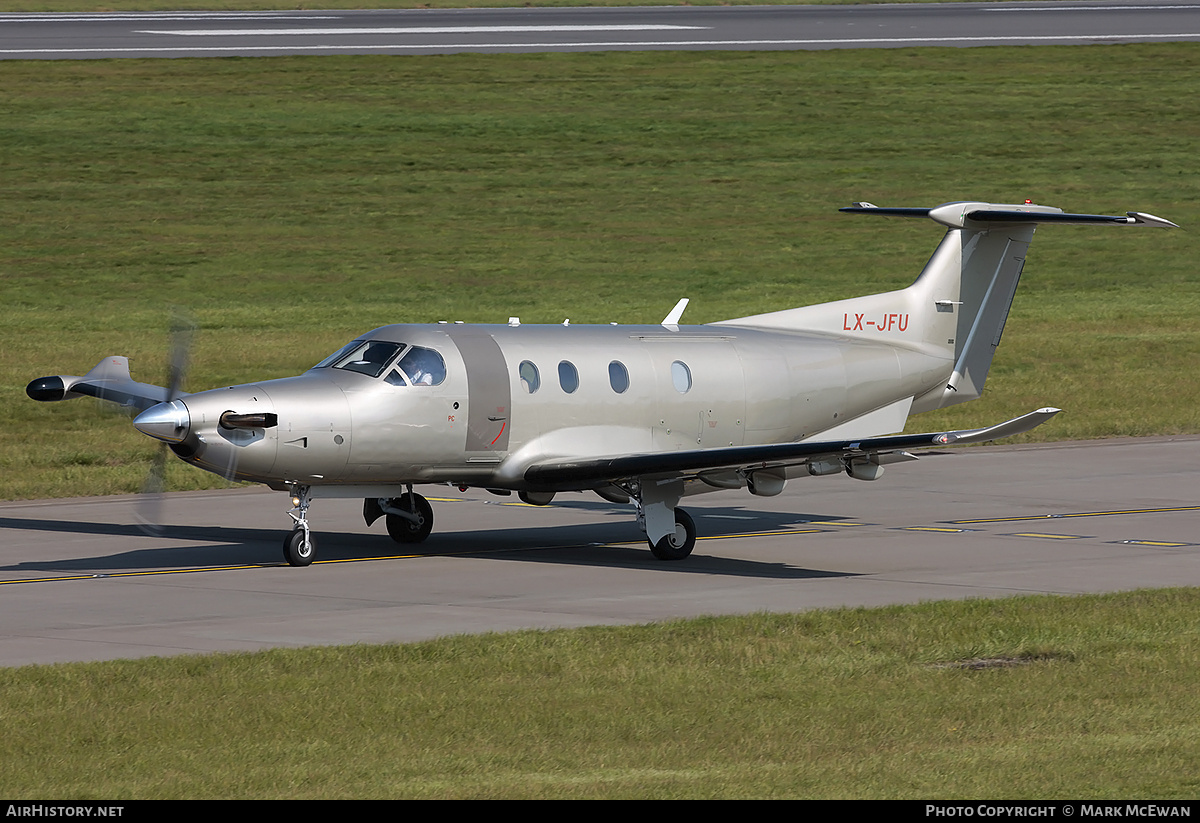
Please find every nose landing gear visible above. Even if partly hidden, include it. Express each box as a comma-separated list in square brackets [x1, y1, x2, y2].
[283, 485, 315, 567]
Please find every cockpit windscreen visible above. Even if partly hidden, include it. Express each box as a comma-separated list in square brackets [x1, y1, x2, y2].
[313, 340, 403, 378]
[313, 340, 446, 386]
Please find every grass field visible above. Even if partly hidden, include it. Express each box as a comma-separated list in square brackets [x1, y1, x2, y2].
[1, 589, 1197, 799]
[3, 45, 1197, 500]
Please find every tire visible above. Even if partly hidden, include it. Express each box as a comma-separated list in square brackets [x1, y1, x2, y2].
[283, 529, 315, 566]
[385, 493, 434, 544]
[649, 508, 696, 561]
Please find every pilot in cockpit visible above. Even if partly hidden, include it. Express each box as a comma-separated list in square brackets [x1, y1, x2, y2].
[361, 343, 395, 367]
[399, 346, 446, 386]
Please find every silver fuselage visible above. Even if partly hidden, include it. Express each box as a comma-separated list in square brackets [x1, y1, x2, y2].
[171, 322, 949, 492]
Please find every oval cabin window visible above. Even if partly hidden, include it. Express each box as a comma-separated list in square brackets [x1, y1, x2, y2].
[519, 360, 540, 394]
[558, 361, 579, 394]
[609, 361, 629, 394]
[671, 360, 692, 393]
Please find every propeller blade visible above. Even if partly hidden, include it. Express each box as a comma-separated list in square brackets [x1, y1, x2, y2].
[136, 312, 196, 537]
[135, 444, 168, 537]
[166, 312, 195, 402]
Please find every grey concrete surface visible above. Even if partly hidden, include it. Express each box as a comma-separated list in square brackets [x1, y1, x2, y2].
[1, 436, 1197, 667]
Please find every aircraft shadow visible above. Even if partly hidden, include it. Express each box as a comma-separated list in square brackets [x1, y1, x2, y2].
[427, 538, 852, 580]
[0, 506, 859, 581]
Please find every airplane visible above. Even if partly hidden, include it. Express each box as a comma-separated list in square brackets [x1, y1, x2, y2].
[26, 200, 1177, 566]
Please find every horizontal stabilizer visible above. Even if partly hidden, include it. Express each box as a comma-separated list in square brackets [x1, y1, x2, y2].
[26, 356, 177, 412]
[842, 201, 1178, 229]
[964, 210, 1178, 228]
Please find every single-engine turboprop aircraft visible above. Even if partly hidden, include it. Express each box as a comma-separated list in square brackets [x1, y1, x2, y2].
[27, 201, 1177, 566]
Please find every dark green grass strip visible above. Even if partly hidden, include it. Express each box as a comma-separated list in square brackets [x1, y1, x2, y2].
[1, 589, 1197, 798]
[3, 46, 1198, 500]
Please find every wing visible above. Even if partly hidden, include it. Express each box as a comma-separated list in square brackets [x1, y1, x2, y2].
[26, 356, 178, 412]
[523, 407, 1060, 490]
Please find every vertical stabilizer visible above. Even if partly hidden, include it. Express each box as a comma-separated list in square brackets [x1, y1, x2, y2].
[715, 201, 1176, 414]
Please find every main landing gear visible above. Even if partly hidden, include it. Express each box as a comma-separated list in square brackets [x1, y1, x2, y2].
[649, 508, 696, 560]
[383, 492, 434, 544]
[363, 486, 434, 545]
[630, 478, 697, 561]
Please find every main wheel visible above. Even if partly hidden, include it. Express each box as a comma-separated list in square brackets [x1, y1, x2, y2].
[386, 493, 434, 544]
[283, 529, 315, 566]
[649, 508, 696, 561]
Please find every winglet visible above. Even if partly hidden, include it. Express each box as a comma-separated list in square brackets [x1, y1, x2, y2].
[1127, 211, 1179, 229]
[936, 407, 1061, 446]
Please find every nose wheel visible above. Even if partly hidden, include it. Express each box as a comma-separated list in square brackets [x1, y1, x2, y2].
[283, 485, 315, 566]
[283, 528, 315, 567]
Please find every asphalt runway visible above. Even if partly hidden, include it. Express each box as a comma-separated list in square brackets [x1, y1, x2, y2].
[3, 1, 1200, 59]
[2, 436, 1198, 667]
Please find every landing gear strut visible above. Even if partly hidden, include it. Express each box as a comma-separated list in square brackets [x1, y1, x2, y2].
[283, 485, 315, 566]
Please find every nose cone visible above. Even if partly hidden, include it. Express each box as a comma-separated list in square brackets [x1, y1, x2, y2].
[134, 399, 191, 443]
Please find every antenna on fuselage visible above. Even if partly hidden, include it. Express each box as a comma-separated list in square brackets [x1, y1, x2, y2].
[661, 298, 689, 329]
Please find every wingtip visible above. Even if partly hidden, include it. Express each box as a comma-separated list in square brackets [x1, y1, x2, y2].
[1128, 212, 1179, 229]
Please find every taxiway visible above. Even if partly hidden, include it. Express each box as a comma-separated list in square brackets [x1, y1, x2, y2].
[1, 436, 1197, 667]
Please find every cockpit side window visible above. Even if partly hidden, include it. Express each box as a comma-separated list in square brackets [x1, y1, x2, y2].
[398, 346, 446, 386]
[311, 340, 363, 370]
[323, 340, 405, 378]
